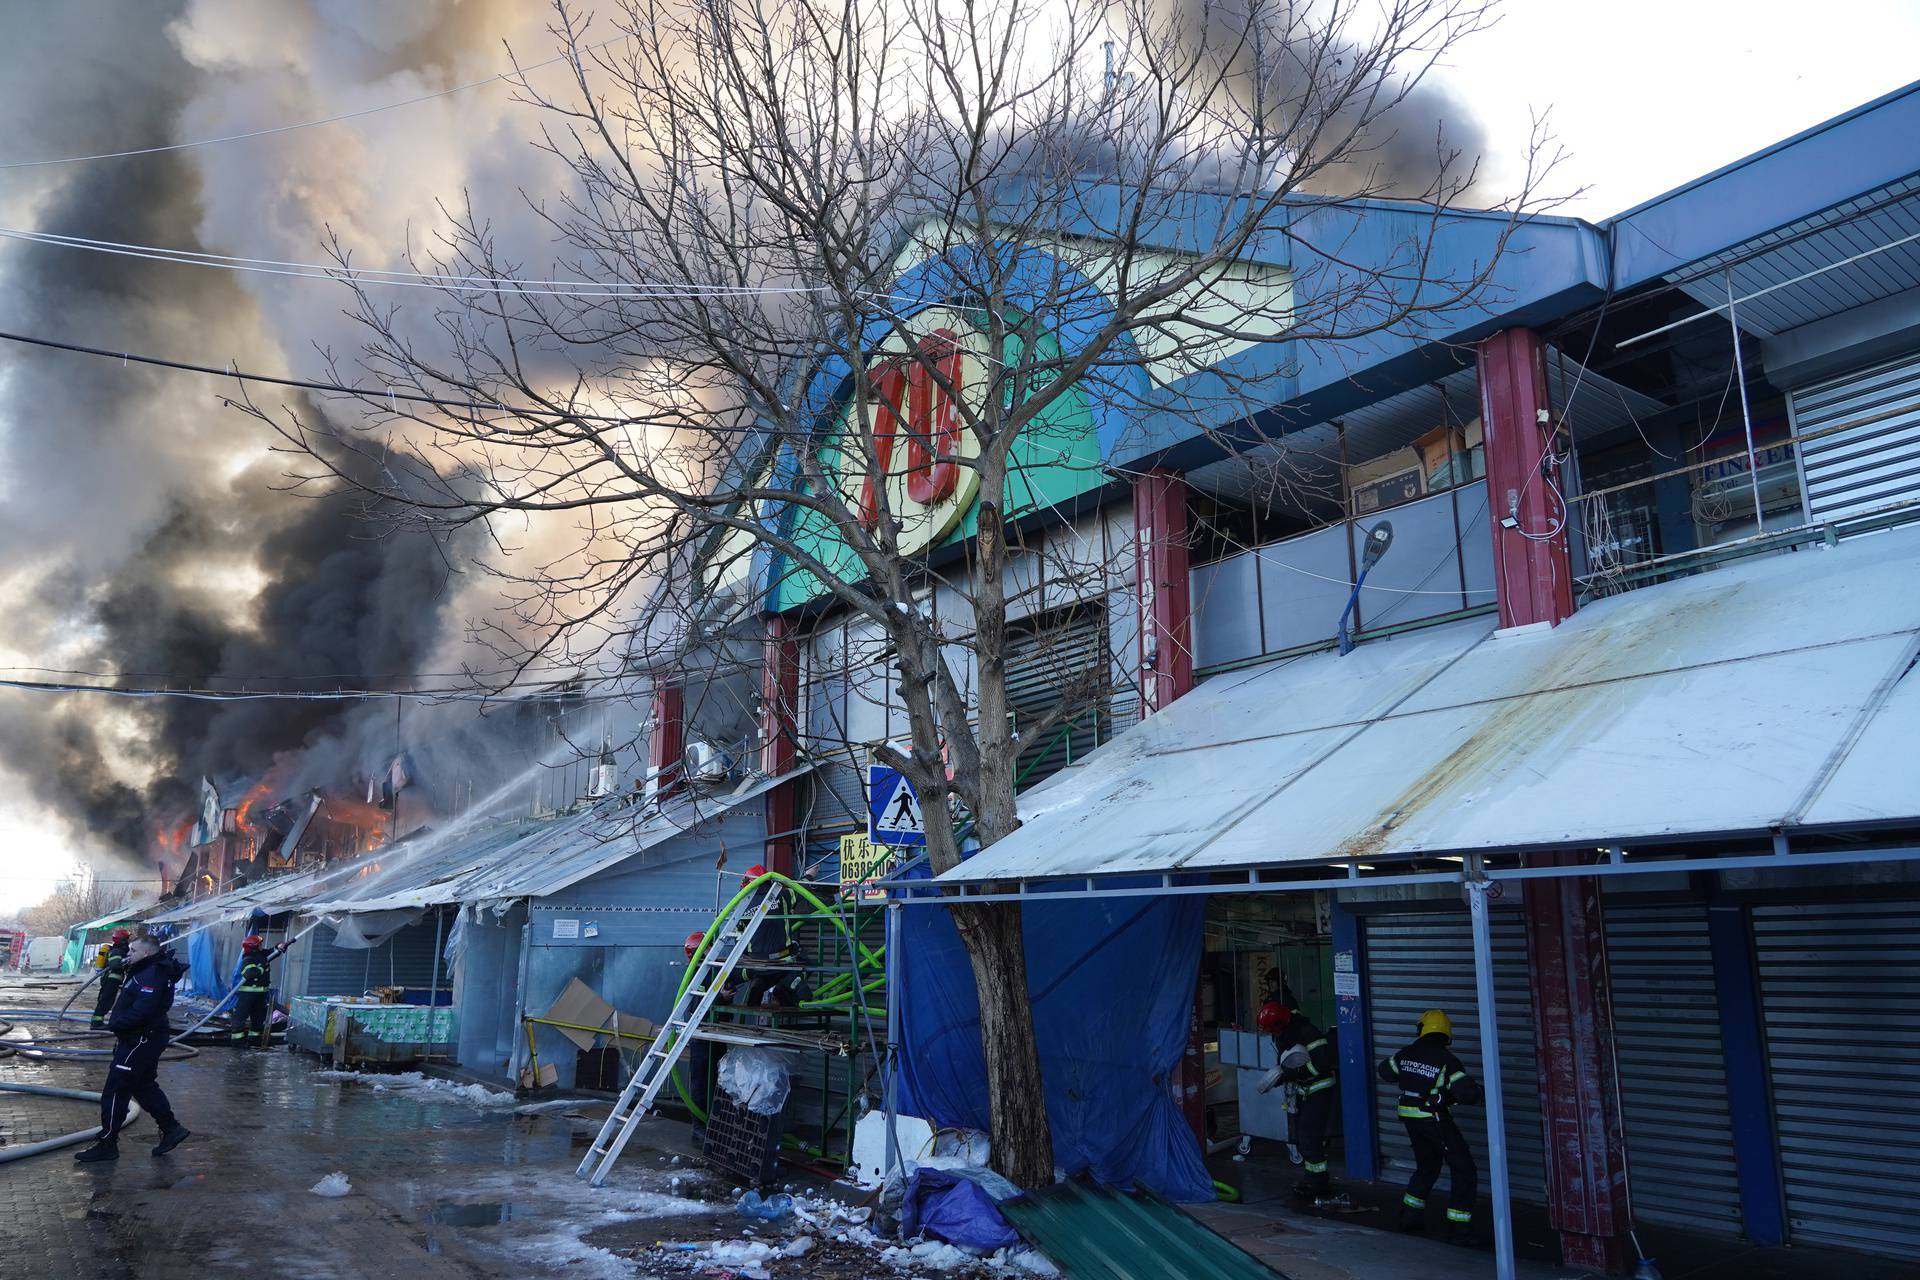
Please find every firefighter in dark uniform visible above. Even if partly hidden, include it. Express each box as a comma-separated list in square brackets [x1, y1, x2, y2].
[229, 934, 277, 1046]
[75, 933, 192, 1163]
[1378, 1008, 1483, 1243]
[89, 928, 131, 1028]
[1256, 1000, 1341, 1204]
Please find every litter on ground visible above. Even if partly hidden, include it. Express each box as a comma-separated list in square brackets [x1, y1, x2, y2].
[310, 1172, 352, 1197]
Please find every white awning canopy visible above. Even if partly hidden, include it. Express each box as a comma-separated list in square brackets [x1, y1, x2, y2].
[937, 524, 1920, 887]
[297, 767, 805, 915]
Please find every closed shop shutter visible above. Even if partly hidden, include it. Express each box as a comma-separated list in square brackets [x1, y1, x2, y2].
[1604, 905, 1743, 1233]
[1006, 607, 1113, 787]
[1791, 350, 1920, 524]
[303, 921, 442, 998]
[1753, 900, 1920, 1257]
[1364, 911, 1548, 1203]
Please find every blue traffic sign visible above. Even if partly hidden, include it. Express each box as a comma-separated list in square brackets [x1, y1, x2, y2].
[866, 764, 927, 847]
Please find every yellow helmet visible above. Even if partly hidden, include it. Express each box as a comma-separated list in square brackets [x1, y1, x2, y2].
[1417, 1009, 1453, 1039]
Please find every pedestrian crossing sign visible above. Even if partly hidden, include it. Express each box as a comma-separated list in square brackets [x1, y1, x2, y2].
[866, 764, 927, 847]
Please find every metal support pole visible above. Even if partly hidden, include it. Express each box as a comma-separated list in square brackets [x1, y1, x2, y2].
[508, 917, 533, 1082]
[427, 906, 445, 1059]
[1727, 271, 1766, 535]
[883, 899, 903, 1181]
[1468, 873, 1517, 1280]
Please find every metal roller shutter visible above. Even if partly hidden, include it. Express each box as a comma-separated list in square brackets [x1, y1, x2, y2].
[1753, 900, 1920, 1257]
[1006, 607, 1114, 787]
[1791, 350, 1920, 524]
[304, 921, 442, 998]
[1604, 905, 1742, 1233]
[1364, 911, 1548, 1203]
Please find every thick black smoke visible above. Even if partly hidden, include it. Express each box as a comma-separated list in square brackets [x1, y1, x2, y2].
[0, 1, 472, 871]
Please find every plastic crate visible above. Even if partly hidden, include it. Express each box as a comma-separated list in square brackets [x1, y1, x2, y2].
[702, 1092, 786, 1187]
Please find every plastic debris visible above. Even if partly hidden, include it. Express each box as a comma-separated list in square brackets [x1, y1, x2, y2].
[310, 1171, 352, 1197]
[716, 1047, 793, 1115]
[736, 1190, 794, 1223]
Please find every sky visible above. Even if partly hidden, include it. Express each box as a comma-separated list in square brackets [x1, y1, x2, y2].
[1456, 0, 1920, 218]
[1, 0, 1918, 917]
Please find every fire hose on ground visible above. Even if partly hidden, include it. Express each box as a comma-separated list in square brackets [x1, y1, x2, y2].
[0, 1080, 139, 1165]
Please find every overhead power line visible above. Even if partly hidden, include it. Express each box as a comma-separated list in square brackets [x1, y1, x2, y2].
[0, 227, 839, 300]
[0, 675, 646, 704]
[0, 38, 629, 171]
[0, 327, 653, 425]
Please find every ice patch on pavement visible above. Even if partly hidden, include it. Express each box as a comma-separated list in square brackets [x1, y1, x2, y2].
[496, 1230, 637, 1280]
[310, 1172, 352, 1197]
[445, 1166, 728, 1279]
[313, 1070, 515, 1106]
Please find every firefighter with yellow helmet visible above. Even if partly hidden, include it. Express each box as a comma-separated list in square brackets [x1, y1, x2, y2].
[1377, 1008, 1483, 1243]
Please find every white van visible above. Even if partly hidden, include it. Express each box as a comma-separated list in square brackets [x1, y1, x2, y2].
[24, 936, 67, 971]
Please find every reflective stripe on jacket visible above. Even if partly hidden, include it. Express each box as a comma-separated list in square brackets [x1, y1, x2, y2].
[1377, 1032, 1478, 1120]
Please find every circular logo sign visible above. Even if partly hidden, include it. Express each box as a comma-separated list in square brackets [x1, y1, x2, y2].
[834, 309, 986, 558]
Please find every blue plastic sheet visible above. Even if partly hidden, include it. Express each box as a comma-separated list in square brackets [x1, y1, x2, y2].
[902, 1167, 1021, 1250]
[185, 929, 231, 1001]
[896, 879, 1213, 1202]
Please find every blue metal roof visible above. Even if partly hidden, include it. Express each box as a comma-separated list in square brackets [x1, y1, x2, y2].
[1604, 79, 1920, 291]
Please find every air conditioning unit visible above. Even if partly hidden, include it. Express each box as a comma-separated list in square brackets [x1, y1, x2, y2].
[684, 740, 735, 786]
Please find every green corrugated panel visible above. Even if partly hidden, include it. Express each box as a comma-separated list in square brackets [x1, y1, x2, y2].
[1000, 1182, 1286, 1280]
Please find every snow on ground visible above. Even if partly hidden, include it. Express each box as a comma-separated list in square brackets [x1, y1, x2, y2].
[630, 1191, 1059, 1279]
[312, 1070, 517, 1106]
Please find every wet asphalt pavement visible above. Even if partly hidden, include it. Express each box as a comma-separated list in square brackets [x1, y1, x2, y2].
[0, 978, 930, 1280]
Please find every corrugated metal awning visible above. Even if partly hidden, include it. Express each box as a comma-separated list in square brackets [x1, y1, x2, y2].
[296, 767, 807, 914]
[146, 864, 340, 925]
[936, 524, 1920, 886]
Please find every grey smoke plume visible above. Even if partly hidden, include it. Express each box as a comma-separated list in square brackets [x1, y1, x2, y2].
[0, 0, 542, 878]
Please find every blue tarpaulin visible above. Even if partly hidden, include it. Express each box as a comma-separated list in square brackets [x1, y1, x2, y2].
[896, 880, 1212, 1202]
[185, 929, 231, 1001]
[902, 1167, 1021, 1250]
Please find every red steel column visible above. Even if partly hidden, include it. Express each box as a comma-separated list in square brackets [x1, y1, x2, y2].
[1478, 328, 1575, 629]
[1523, 851, 1632, 1273]
[760, 617, 801, 877]
[1132, 468, 1195, 715]
[646, 684, 686, 800]
[1135, 468, 1207, 1137]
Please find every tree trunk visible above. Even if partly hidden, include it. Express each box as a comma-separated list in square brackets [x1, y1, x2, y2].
[950, 899, 1053, 1187]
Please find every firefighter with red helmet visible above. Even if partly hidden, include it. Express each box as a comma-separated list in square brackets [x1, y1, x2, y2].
[89, 928, 132, 1029]
[1255, 999, 1342, 1205]
[228, 934, 278, 1046]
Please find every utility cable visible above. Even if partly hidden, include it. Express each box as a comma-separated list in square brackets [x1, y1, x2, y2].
[0, 674, 648, 704]
[0, 327, 665, 425]
[0, 326, 869, 436]
[0, 227, 839, 300]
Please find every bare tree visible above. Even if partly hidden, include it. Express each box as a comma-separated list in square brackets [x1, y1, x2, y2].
[20, 875, 138, 938]
[241, 0, 1552, 1185]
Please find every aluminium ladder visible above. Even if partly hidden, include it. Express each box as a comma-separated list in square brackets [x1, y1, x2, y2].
[575, 880, 784, 1186]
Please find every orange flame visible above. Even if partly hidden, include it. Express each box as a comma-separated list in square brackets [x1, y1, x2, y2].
[233, 779, 275, 832]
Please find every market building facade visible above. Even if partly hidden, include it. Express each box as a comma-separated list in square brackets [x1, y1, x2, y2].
[661, 81, 1920, 1276]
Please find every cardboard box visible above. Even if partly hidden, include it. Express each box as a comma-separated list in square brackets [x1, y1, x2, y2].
[541, 977, 658, 1050]
[519, 1061, 559, 1090]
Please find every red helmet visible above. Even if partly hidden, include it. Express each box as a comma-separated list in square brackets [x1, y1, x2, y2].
[683, 930, 707, 960]
[740, 863, 768, 887]
[242, 934, 264, 951]
[110, 928, 130, 944]
[1256, 1000, 1290, 1034]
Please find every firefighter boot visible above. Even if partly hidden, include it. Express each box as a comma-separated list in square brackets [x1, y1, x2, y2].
[74, 1139, 119, 1164]
[1445, 1210, 1476, 1246]
[1397, 1197, 1426, 1233]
